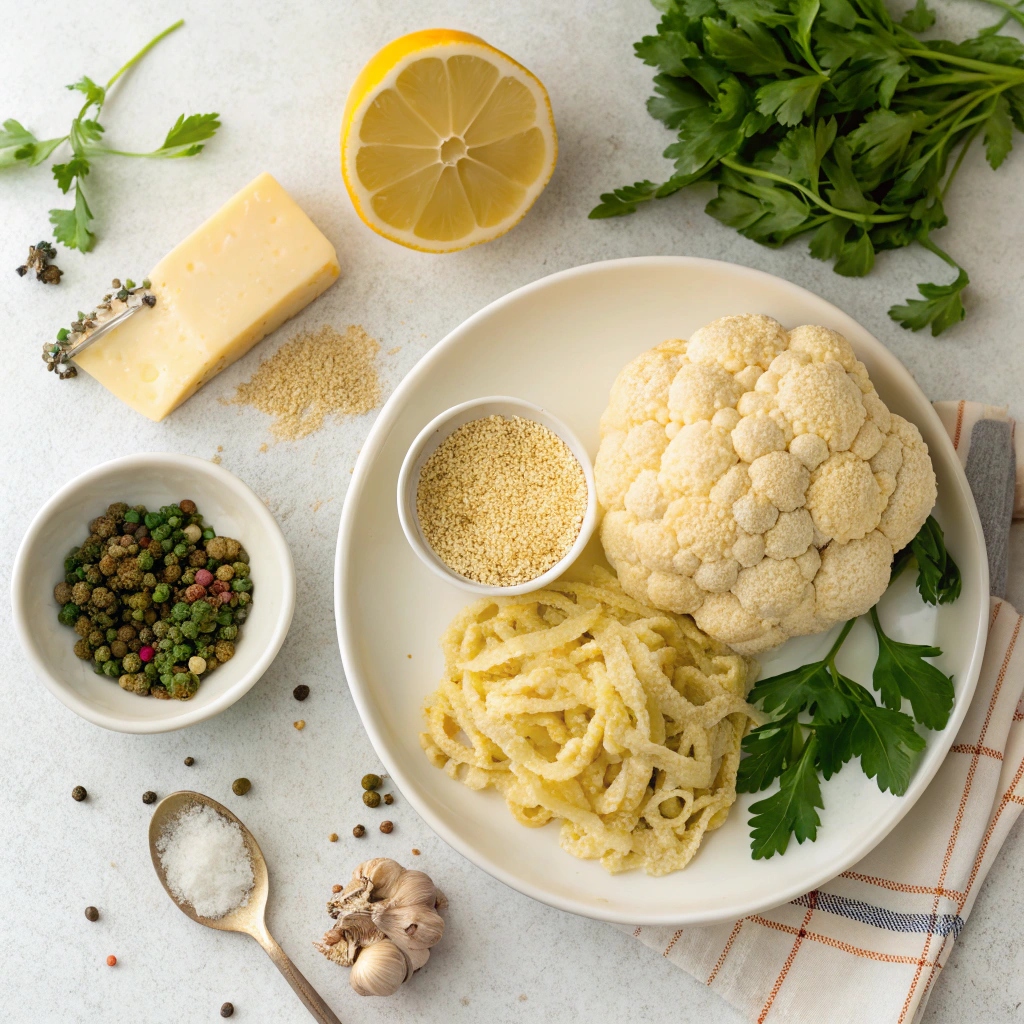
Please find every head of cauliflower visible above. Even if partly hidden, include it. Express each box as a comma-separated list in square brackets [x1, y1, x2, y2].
[595, 314, 937, 655]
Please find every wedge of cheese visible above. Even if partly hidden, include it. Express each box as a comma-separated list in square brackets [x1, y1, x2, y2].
[76, 173, 340, 421]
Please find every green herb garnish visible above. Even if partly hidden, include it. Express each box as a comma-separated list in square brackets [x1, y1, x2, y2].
[737, 515, 961, 858]
[0, 21, 220, 252]
[592, 0, 1024, 334]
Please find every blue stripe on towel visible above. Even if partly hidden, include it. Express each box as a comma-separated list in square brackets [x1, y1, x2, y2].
[790, 892, 964, 938]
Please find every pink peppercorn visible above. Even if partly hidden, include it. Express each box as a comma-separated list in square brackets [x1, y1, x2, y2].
[139, 646, 155, 663]
[194, 569, 214, 587]
[210, 580, 230, 596]
[218, 592, 233, 605]
[183, 583, 207, 603]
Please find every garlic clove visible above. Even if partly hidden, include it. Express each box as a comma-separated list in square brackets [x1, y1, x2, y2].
[433, 888, 448, 911]
[349, 939, 408, 997]
[385, 869, 436, 909]
[371, 903, 445, 951]
[403, 944, 430, 973]
[355, 858, 406, 900]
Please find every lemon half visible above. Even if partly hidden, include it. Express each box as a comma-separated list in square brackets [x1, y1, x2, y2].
[342, 30, 557, 253]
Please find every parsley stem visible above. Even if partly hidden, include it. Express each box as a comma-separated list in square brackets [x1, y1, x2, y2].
[903, 47, 1024, 77]
[719, 157, 906, 224]
[974, 0, 1024, 30]
[106, 20, 185, 92]
[940, 123, 982, 201]
[824, 618, 858, 665]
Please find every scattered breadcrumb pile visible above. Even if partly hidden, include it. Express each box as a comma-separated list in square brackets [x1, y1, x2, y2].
[230, 325, 382, 441]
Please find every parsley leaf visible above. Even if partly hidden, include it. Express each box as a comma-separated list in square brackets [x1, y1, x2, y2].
[52, 156, 90, 195]
[748, 733, 824, 859]
[156, 112, 222, 157]
[747, 658, 851, 723]
[889, 266, 969, 335]
[845, 682, 926, 794]
[833, 229, 876, 276]
[870, 607, 955, 730]
[900, 0, 936, 32]
[49, 184, 95, 252]
[66, 75, 106, 106]
[737, 716, 802, 792]
[590, 180, 664, 218]
[909, 516, 962, 605]
[0, 119, 65, 168]
[756, 74, 827, 126]
[984, 94, 1014, 170]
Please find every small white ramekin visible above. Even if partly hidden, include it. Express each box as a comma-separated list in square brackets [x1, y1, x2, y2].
[396, 396, 599, 596]
[12, 453, 295, 733]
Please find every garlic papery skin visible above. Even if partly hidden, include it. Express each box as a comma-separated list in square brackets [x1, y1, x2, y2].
[349, 939, 408, 997]
[372, 903, 445, 951]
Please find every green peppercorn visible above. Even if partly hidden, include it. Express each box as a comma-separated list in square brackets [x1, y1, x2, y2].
[232, 562, 250, 579]
[58, 602, 80, 625]
[230, 578, 253, 593]
[123, 510, 140, 524]
[202, 528, 216, 541]
[217, 625, 238, 640]
[161, 538, 174, 553]
[173, 542, 189, 558]
[171, 603, 190, 623]
[362, 791, 381, 807]
[232, 778, 251, 796]
[181, 620, 199, 640]
[144, 513, 162, 529]
[102, 659, 121, 677]
[216, 610, 233, 626]
[94, 646, 111, 664]
[172, 644, 192, 662]
[152, 584, 171, 604]
[361, 774, 381, 791]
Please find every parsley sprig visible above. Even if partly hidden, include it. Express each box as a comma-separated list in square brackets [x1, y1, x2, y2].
[738, 515, 961, 859]
[0, 20, 220, 252]
[592, 0, 1024, 334]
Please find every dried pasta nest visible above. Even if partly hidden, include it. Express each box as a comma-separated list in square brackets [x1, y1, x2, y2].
[420, 568, 760, 875]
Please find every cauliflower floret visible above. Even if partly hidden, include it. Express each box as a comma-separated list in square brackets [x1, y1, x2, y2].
[686, 314, 789, 373]
[668, 363, 744, 425]
[732, 414, 786, 462]
[775, 360, 866, 452]
[805, 451, 886, 544]
[596, 314, 937, 652]
[659, 421, 737, 497]
[814, 530, 892, 620]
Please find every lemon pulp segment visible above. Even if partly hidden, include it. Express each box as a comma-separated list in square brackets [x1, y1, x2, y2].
[342, 32, 556, 252]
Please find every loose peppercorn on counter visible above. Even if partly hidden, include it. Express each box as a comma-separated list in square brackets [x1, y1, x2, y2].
[75, 173, 340, 421]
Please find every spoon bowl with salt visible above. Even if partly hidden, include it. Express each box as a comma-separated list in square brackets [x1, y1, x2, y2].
[149, 791, 342, 1024]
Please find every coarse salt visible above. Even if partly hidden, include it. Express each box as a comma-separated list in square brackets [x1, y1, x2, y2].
[156, 804, 254, 919]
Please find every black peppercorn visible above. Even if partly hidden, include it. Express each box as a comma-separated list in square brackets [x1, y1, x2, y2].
[380, 820, 394, 834]
[352, 824, 366, 837]
[292, 684, 310, 701]
[85, 906, 99, 922]
[72, 786, 87, 802]
[220, 1003, 234, 1018]
[142, 791, 157, 804]
[383, 793, 394, 805]
[184, 756, 195, 766]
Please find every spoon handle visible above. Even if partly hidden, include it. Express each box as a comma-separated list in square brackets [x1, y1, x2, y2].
[254, 926, 344, 1024]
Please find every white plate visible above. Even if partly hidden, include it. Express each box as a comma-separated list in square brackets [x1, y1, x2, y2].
[335, 257, 987, 926]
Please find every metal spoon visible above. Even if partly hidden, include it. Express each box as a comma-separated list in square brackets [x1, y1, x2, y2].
[149, 791, 343, 1024]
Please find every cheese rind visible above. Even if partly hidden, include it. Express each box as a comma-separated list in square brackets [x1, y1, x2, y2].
[76, 173, 340, 421]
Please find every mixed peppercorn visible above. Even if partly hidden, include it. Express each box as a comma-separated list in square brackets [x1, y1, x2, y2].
[53, 500, 254, 700]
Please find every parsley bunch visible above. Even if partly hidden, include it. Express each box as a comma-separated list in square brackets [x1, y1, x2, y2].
[0, 20, 220, 252]
[738, 515, 961, 858]
[592, 0, 1024, 335]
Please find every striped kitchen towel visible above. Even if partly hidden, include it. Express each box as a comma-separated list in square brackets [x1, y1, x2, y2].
[626, 401, 1024, 1024]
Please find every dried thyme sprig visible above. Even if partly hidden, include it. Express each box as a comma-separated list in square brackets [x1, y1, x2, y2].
[44, 277, 155, 379]
[1, 20, 220, 252]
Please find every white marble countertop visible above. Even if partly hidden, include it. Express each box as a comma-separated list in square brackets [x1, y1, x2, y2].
[2, 1, 1022, 1021]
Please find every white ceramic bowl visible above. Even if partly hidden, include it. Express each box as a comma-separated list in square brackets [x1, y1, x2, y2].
[396, 396, 599, 596]
[12, 453, 295, 733]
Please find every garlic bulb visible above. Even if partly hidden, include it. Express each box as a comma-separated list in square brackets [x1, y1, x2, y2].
[314, 858, 447, 997]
